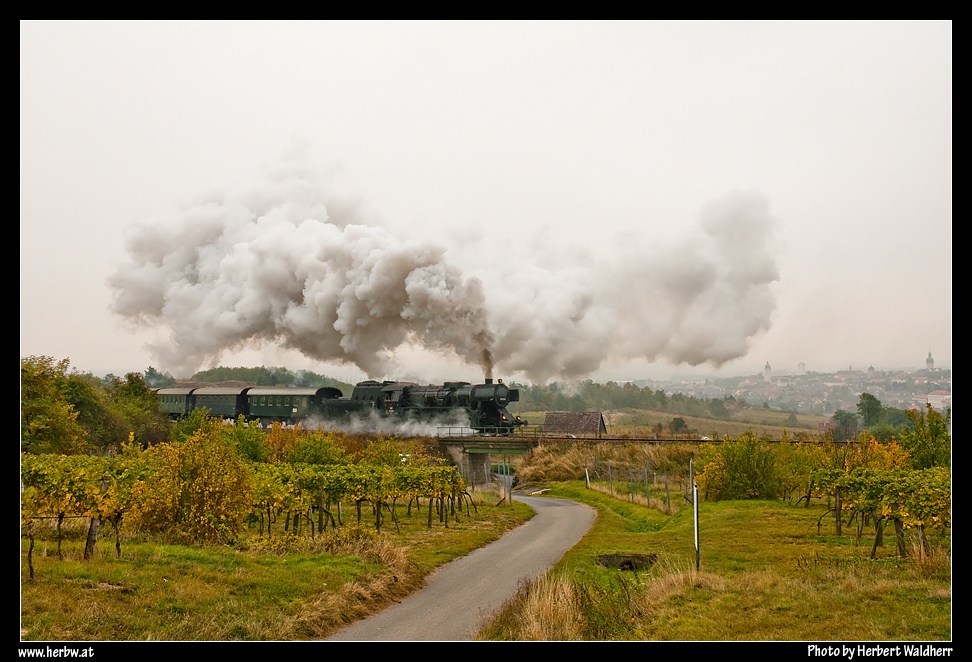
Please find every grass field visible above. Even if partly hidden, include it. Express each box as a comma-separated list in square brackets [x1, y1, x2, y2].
[478, 481, 951, 641]
[21, 476, 950, 643]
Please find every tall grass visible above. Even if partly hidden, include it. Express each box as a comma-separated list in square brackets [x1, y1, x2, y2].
[516, 441, 697, 484]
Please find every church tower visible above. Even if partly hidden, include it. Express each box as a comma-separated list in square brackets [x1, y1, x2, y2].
[926, 352, 934, 370]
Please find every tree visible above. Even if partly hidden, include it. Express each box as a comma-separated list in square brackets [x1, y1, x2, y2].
[879, 406, 911, 428]
[867, 422, 906, 444]
[857, 393, 883, 428]
[900, 404, 951, 469]
[62, 372, 127, 452]
[105, 373, 171, 447]
[831, 409, 858, 442]
[670, 417, 688, 435]
[707, 398, 731, 419]
[143, 366, 175, 388]
[21, 356, 88, 454]
[222, 416, 270, 463]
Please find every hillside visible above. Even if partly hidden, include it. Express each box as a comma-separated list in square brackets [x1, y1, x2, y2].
[519, 405, 831, 440]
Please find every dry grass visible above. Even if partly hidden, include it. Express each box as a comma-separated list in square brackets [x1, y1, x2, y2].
[282, 524, 422, 637]
[517, 441, 697, 484]
[287, 569, 418, 638]
[586, 482, 676, 514]
[502, 574, 586, 641]
[636, 560, 728, 609]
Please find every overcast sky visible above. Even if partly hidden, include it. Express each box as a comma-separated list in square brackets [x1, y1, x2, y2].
[20, 21, 951, 385]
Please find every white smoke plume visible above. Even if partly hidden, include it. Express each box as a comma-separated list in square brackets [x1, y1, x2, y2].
[109, 157, 779, 382]
[110, 157, 494, 379]
[484, 190, 780, 382]
[303, 408, 474, 438]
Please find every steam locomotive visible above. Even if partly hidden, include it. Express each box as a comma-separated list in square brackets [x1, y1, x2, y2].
[156, 378, 527, 434]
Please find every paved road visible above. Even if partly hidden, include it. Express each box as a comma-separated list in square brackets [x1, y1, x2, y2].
[325, 494, 596, 642]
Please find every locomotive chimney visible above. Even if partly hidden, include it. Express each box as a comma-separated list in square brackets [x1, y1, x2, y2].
[485, 377, 493, 385]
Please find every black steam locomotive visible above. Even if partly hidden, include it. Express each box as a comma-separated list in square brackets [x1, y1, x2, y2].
[156, 378, 527, 434]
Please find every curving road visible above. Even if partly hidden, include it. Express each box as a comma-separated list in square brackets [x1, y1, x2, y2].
[325, 494, 596, 642]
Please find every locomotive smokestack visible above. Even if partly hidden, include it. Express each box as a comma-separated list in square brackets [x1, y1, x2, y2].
[481, 347, 494, 382]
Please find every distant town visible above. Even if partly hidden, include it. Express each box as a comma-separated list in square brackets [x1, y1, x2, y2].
[632, 353, 951, 416]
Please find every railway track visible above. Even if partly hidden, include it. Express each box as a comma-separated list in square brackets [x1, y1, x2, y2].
[438, 431, 842, 445]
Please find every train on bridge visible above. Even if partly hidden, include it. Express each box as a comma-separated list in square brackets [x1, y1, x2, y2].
[156, 377, 528, 434]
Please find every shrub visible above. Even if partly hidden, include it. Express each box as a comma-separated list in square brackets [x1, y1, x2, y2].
[127, 430, 253, 543]
[697, 435, 782, 500]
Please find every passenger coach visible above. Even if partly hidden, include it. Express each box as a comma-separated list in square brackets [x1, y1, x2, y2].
[245, 386, 343, 424]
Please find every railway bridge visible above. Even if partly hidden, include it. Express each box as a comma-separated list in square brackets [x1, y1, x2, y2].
[437, 435, 536, 487]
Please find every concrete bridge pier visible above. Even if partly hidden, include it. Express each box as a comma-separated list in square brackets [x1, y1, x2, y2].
[438, 439, 533, 489]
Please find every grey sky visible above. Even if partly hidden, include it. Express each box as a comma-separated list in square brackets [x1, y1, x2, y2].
[20, 21, 951, 384]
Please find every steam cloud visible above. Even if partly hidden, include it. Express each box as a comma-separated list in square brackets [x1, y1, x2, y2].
[109, 158, 779, 382]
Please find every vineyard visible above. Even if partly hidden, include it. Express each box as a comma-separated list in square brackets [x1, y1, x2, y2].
[20, 414, 950, 642]
[22, 427, 951, 566]
[21, 426, 476, 583]
[514, 433, 951, 561]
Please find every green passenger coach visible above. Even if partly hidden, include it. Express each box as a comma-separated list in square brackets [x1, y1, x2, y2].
[245, 387, 344, 424]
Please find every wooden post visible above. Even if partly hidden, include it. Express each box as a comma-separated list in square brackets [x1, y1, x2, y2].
[894, 518, 907, 557]
[84, 473, 110, 560]
[835, 487, 843, 536]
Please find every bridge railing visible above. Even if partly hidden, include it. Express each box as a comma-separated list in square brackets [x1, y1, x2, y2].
[436, 425, 542, 439]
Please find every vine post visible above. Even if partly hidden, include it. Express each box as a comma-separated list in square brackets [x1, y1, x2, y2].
[83, 473, 111, 559]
